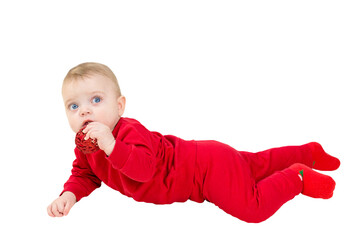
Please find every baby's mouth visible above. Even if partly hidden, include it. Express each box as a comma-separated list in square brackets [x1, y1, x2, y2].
[82, 120, 93, 127]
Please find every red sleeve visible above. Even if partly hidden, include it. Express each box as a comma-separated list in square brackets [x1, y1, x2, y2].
[105, 121, 157, 182]
[61, 150, 101, 201]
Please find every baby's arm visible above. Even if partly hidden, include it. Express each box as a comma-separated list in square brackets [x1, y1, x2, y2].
[48, 149, 101, 217]
[106, 122, 157, 182]
[47, 191, 76, 217]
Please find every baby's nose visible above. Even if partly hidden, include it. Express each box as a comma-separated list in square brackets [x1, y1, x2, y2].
[80, 106, 92, 116]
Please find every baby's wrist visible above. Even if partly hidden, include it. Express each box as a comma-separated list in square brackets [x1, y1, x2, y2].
[104, 140, 116, 156]
[62, 191, 76, 202]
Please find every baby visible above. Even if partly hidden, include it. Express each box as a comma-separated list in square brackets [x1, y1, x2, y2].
[47, 62, 340, 223]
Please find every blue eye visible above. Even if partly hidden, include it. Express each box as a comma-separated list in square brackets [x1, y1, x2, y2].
[70, 104, 78, 110]
[92, 97, 101, 104]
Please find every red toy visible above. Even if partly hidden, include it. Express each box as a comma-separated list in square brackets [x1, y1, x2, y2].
[75, 125, 99, 154]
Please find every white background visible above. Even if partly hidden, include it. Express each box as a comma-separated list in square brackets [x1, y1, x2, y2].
[1, 0, 359, 239]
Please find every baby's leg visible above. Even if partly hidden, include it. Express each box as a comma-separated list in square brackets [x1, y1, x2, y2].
[197, 141, 303, 223]
[240, 142, 340, 182]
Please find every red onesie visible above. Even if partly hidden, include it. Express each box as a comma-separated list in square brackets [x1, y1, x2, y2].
[62, 117, 321, 223]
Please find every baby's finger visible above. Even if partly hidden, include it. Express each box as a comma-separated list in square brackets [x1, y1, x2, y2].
[63, 201, 72, 216]
[83, 121, 97, 133]
[57, 201, 65, 214]
[87, 130, 100, 142]
[52, 204, 63, 217]
[85, 130, 93, 141]
[84, 125, 97, 140]
[51, 204, 59, 217]
[47, 205, 55, 217]
[82, 124, 91, 134]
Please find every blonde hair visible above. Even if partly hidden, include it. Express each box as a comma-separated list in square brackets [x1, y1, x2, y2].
[63, 62, 122, 97]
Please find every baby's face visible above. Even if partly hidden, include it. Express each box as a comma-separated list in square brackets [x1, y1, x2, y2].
[62, 74, 124, 133]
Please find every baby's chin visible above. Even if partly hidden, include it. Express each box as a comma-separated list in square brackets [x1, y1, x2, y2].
[72, 121, 93, 133]
[72, 125, 86, 133]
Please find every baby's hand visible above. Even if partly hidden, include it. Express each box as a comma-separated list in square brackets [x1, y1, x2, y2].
[47, 191, 76, 217]
[83, 122, 116, 156]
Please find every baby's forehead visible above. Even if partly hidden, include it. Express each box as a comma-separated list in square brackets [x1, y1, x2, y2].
[64, 74, 111, 89]
[65, 73, 110, 84]
[62, 75, 116, 101]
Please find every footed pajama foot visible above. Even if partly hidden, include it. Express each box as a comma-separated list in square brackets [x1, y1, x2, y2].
[308, 142, 340, 171]
[290, 163, 336, 199]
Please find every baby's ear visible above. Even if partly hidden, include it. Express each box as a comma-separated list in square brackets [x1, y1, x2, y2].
[117, 96, 126, 116]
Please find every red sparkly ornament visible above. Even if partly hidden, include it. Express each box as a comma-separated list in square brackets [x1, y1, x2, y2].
[75, 125, 99, 154]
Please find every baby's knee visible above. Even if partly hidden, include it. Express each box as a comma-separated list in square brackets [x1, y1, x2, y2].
[233, 209, 272, 223]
